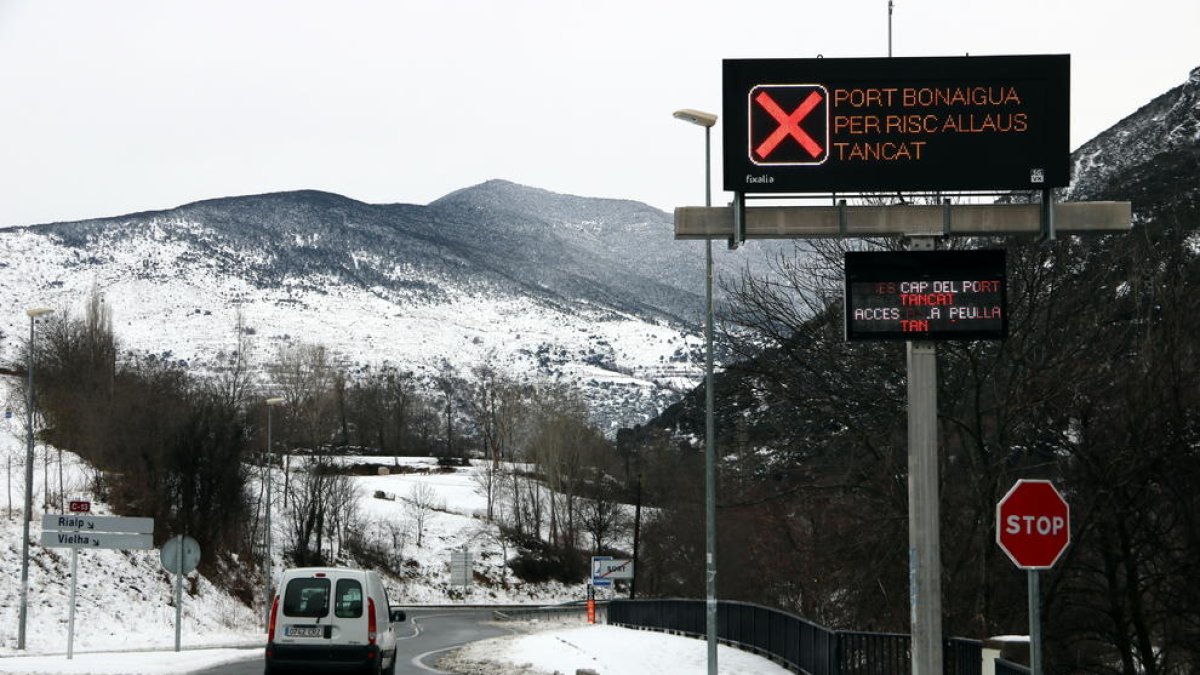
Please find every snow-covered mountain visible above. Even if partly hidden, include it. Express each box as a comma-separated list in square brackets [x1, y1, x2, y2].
[0, 180, 781, 433]
[1066, 65, 1200, 203]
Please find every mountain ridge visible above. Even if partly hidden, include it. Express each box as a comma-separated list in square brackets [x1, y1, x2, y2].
[0, 179, 741, 432]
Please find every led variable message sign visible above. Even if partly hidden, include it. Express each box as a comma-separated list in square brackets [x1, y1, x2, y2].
[844, 250, 1007, 341]
[724, 55, 1069, 193]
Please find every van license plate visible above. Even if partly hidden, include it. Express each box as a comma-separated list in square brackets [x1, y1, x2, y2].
[285, 625, 323, 638]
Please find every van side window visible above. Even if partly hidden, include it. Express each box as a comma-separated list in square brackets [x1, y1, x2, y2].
[283, 578, 331, 618]
[335, 579, 364, 618]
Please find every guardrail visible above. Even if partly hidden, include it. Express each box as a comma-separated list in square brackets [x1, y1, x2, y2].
[608, 599, 986, 675]
[492, 602, 607, 624]
[995, 659, 1031, 675]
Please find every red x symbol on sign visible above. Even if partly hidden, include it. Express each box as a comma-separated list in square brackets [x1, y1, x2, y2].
[755, 89, 825, 160]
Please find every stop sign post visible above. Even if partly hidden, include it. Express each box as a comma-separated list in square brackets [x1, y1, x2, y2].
[997, 479, 1070, 675]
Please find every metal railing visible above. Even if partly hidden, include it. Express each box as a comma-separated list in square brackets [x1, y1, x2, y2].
[995, 658, 1032, 675]
[608, 598, 985, 675]
[493, 602, 607, 624]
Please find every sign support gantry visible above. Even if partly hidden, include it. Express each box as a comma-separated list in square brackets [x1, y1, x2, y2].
[699, 52, 1129, 675]
[676, 196, 1129, 675]
[675, 200, 1132, 241]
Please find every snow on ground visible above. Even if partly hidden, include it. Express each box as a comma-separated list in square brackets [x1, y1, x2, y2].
[0, 648, 257, 674]
[306, 454, 594, 607]
[439, 623, 794, 675]
[0, 624, 797, 675]
[0, 431, 262, 656]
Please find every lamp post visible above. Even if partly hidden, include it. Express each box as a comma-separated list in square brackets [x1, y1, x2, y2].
[18, 306, 54, 650]
[673, 107, 718, 675]
[263, 396, 285, 629]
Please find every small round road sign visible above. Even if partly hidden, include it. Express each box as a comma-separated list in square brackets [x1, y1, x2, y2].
[996, 479, 1070, 569]
[160, 535, 201, 575]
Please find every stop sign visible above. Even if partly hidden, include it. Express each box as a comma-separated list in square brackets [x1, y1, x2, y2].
[996, 479, 1070, 569]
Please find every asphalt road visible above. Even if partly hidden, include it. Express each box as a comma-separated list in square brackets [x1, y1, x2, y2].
[193, 608, 513, 675]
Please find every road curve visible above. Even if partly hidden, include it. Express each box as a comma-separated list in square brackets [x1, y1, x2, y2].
[192, 608, 514, 675]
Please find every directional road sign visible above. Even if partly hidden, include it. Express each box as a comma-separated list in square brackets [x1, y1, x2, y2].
[42, 514, 154, 534]
[41, 530, 154, 550]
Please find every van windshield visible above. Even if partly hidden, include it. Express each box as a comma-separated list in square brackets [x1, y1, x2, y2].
[283, 578, 331, 618]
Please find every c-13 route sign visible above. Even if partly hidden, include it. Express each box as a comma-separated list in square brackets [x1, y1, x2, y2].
[723, 54, 1070, 193]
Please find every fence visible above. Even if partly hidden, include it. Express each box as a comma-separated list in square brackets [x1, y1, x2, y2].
[493, 602, 606, 624]
[995, 659, 1031, 675]
[609, 598, 987, 675]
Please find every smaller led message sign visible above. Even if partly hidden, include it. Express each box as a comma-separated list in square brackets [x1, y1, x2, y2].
[724, 55, 1070, 193]
[845, 250, 1007, 341]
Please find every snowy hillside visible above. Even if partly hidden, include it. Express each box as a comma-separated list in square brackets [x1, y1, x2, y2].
[0, 408, 592, 658]
[0, 181, 739, 433]
[1066, 65, 1200, 202]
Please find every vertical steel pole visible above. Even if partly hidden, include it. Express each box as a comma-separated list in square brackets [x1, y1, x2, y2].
[631, 473, 642, 599]
[908, 339, 942, 674]
[175, 541, 183, 652]
[907, 233, 942, 675]
[265, 404, 274, 630]
[67, 547, 78, 659]
[1029, 570, 1042, 675]
[704, 124, 718, 675]
[888, 0, 894, 57]
[17, 315, 35, 650]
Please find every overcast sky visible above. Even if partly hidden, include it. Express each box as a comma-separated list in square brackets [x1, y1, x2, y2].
[1, 0, 1197, 228]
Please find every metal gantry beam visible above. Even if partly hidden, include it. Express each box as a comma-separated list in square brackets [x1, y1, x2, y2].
[675, 201, 1132, 239]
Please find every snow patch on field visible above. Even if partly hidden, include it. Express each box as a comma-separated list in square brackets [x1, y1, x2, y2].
[439, 624, 794, 675]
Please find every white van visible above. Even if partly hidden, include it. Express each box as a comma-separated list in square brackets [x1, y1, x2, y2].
[265, 566, 406, 675]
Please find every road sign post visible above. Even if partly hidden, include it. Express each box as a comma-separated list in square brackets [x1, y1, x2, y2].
[160, 535, 201, 652]
[42, 513, 154, 658]
[997, 479, 1070, 675]
[67, 546, 78, 659]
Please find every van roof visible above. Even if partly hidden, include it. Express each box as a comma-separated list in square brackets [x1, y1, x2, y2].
[281, 566, 371, 576]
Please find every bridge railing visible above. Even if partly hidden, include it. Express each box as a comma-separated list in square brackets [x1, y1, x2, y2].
[608, 598, 987, 675]
[492, 601, 606, 624]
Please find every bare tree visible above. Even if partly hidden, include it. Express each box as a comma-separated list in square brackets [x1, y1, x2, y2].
[285, 455, 353, 565]
[580, 482, 629, 554]
[212, 310, 255, 410]
[464, 364, 529, 521]
[406, 481, 441, 548]
[269, 342, 338, 503]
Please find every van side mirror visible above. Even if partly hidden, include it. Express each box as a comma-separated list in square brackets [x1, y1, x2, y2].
[390, 609, 407, 623]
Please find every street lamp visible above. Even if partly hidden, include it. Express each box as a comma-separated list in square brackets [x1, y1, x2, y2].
[18, 306, 54, 650]
[263, 396, 285, 629]
[673, 107, 718, 675]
